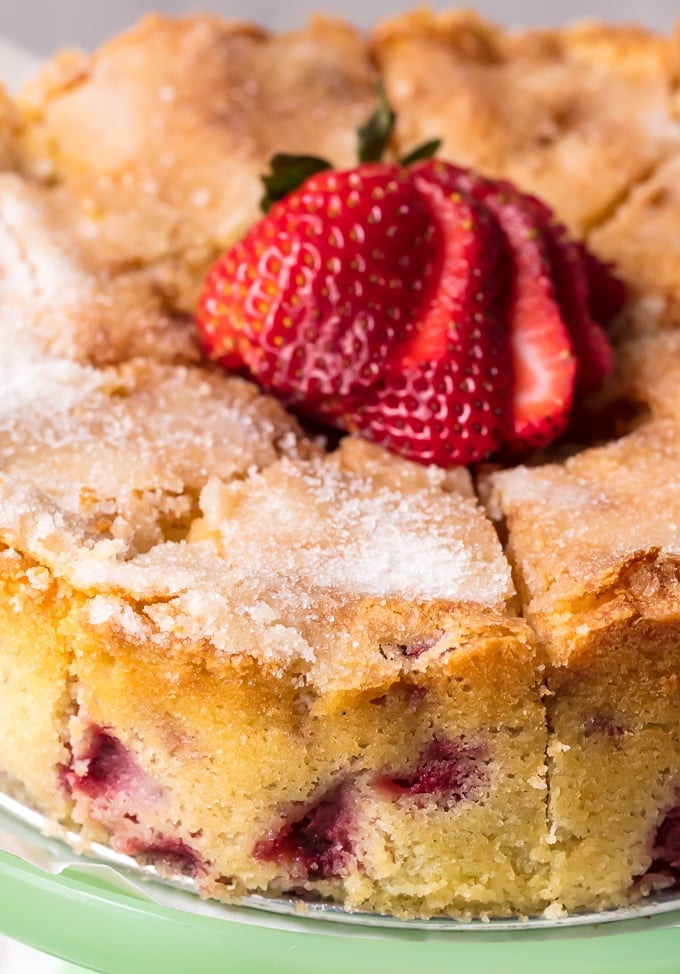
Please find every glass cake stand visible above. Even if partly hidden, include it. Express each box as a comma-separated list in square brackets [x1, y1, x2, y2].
[2, 795, 680, 974]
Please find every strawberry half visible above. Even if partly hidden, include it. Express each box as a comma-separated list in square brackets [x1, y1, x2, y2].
[344, 177, 512, 465]
[198, 163, 440, 412]
[540, 222, 613, 395]
[413, 162, 577, 450]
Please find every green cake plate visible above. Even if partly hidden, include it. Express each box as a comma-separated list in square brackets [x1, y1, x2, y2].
[3, 845, 680, 974]
[2, 785, 680, 973]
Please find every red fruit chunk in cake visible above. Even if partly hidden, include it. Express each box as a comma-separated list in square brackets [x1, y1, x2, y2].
[398, 636, 441, 659]
[581, 715, 627, 739]
[66, 720, 206, 877]
[132, 837, 204, 877]
[376, 736, 487, 808]
[650, 802, 680, 876]
[65, 729, 149, 800]
[254, 783, 354, 881]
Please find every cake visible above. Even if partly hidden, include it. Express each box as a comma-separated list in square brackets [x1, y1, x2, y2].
[486, 420, 680, 910]
[1, 10, 680, 921]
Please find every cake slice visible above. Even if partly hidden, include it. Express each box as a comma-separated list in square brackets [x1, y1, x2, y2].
[0, 353, 549, 916]
[373, 11, 680, 235]
[487, 420, 680, 910]
[0, 352, 310, 826]
[17, 15, 380, 314]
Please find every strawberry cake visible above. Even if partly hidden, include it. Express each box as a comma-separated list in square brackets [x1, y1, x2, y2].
[0, 10, 680, 921]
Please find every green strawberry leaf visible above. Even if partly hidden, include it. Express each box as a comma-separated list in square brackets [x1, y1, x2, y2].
[357, 83, 396, 163]
[261, 153, 332, 212]
[400, 139, 442, 167]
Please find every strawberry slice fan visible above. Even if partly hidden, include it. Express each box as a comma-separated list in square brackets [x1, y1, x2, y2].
[197, 97, 625, 468]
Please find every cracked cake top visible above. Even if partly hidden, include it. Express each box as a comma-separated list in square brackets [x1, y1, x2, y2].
[18, 15, 380, 314]
[1, 11, 679, 679]
[374, 10, 680, 234]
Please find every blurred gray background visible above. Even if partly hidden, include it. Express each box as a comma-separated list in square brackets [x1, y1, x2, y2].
[1, 0, 679, 55]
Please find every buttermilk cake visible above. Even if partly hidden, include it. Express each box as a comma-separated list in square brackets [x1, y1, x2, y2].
[0, 10, 680, 921]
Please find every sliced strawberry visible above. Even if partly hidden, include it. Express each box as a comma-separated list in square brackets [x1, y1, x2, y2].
[497, 198, 576, 449]
[540, 223, 613, 395]
[578, 246, 628, 325]
[506, 192, 614, 395]
[197, 163, 440, 411]
[338, 176, 512, 466]
[349, 309, 511, 466]
[198, 161, 513, 466]
[197, 150, 615, 466]
[412, 161, 576, 451]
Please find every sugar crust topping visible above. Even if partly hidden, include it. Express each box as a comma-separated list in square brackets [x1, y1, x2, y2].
[4, 11, 680, 669]
[489, 420, 680, 610]
[193, 448, 514, 609]
[0, 430, 515, 666]
[0, 318, 514, 668]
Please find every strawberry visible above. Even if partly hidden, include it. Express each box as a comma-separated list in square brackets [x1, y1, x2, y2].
[349, 307, 511, 465]
[501, 191, 615, 396]
[412, 161, 577, 450]
[343, 176, 512, 465]
[539, 222, 613, 395]
[488, 191, 576, 450]
[578, 246, 627, 325]
[197, 161, 512, 465]
[198, 163, 441, 412]
[197, 138, 623, 466]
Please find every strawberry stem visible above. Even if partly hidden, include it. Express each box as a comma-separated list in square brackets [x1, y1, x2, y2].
[357, 82, 396, 163]
[261, 153, 332, 212]
[258, 92, 442, 213]
[400, 139, 442, 166]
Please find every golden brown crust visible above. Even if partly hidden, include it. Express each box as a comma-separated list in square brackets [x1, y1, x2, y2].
[373, 11, 680, 233]
[18, 15, 379, 313]
[0, 548, 74, 823]
[487, 420, 680, 653]
[0, 173, 201, 366]
[590, 155, 680, 334]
